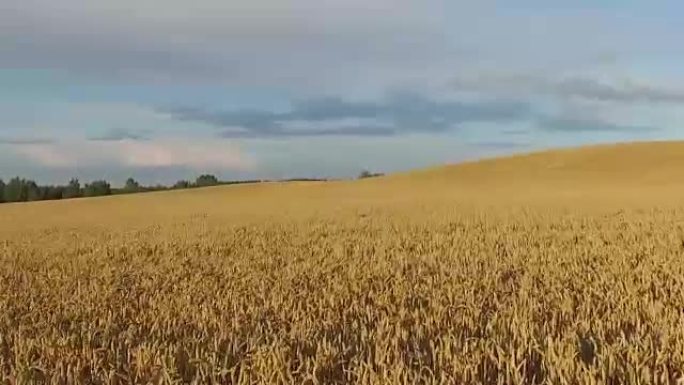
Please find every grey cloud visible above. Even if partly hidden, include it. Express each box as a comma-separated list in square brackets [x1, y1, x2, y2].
[0, 137, 54, 145]
[88, 128, 150, 141]
[4, 0, 680, 96]
[218, 126, 398, 139]
[538, 117, 657, 132]
[2, 0, 457, 89]
[162, 93, 532, 138]
[552, 78, 684, 103]
[501, 128, 530, 135]
[471, 141, 529, 149]
[452, 74, 684, 104]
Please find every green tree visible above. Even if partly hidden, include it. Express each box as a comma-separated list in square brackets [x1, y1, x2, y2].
[0, 179, 5, 203]
[195, 174, 219, 187]
[43, 185, 65, 200]
[26, 180, 42, 201]
[83, 180, 112, 197]
[358, 170, 384, 179]
[173, 180, 191, 189]
[124, 177, 140, 193]
[4, 177, 28, 202]
[63, 179, 81, 199]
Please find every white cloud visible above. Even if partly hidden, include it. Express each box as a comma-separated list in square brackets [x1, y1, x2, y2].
[9, 139, 254, 170]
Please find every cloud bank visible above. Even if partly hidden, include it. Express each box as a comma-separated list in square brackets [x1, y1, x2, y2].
[452, 74, 684, 104]
[88, 128, 151, 141]
[0, 137, 55, 145]
[162, 93, 531, 138]
[2, 0, 452, 90]
[538, 117, 655, 133]
[6, 139, 254, 170]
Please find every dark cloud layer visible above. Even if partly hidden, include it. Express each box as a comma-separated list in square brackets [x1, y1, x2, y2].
[0, 137, 54, 145]
[88, 128, 150, 141]
[2, 0, 454, 90]
[162, 94, 532, 138]
[547, 78, 684, 103]
[471, 141, 529, 149]
[539, 117, 656, 133]
[452, 74, 684, 104]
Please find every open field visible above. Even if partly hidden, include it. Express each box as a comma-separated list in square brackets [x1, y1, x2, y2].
[3, 141, 684, 384]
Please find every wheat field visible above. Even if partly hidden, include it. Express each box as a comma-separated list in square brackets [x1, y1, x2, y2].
[3, 141, 684, 384]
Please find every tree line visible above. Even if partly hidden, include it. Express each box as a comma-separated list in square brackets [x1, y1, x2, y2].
[0, 174, 229, 204]
[0, 171, 381, 204]
[357, 170, 385, 179]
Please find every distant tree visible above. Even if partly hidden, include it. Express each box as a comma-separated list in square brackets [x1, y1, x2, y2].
[195, 174, 219, 187]
[124, 177, 140, 193]
[43, 185, 65, 200]
[83, 180, 111, 197]
[4, 177, 28, 202]
[63, 178, 81, 199]
[26, 180, 42, 201]
[357, 170, 384, 179]
[173, 180, 191, 189]
[0, 173, 335, 204]
[150, 184, 167, 191]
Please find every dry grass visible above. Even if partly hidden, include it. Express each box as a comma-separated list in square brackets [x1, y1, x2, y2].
[3, 141, 684, 384]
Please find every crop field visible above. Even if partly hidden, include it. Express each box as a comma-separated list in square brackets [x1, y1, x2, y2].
[3, 141, 684, 384]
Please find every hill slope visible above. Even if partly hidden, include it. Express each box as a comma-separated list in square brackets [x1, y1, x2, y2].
[403, 140, 684, 185]
[2, 141, 684, 232]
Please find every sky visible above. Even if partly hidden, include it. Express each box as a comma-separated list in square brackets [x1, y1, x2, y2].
[2, 0, 684, 185]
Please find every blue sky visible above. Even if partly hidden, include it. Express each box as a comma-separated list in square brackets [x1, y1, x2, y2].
[2, 0, 684, 185]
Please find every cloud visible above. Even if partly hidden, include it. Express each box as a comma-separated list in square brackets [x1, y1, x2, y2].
[538, 117, 656, 133]
[162, 93, 531, 138]
[9, 139, 254, 170]
[4, 0, 682, 97]
[500, 128, 530, 135]
[0, 137, 54, 145]
[88, 128, 150, 141]
[1, 0, 455, 90]
[551, 78, 684, 103]
[470, 141, 529, 149]
[452, 74, 684, 104]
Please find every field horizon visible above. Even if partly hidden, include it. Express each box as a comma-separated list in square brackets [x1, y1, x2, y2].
[3, 140, 684, 228]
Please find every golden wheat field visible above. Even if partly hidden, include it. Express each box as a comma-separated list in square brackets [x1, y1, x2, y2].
[4, 141, 684, 384]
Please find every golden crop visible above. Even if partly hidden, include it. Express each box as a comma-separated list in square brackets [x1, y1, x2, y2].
[3, 142, 684, 384]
